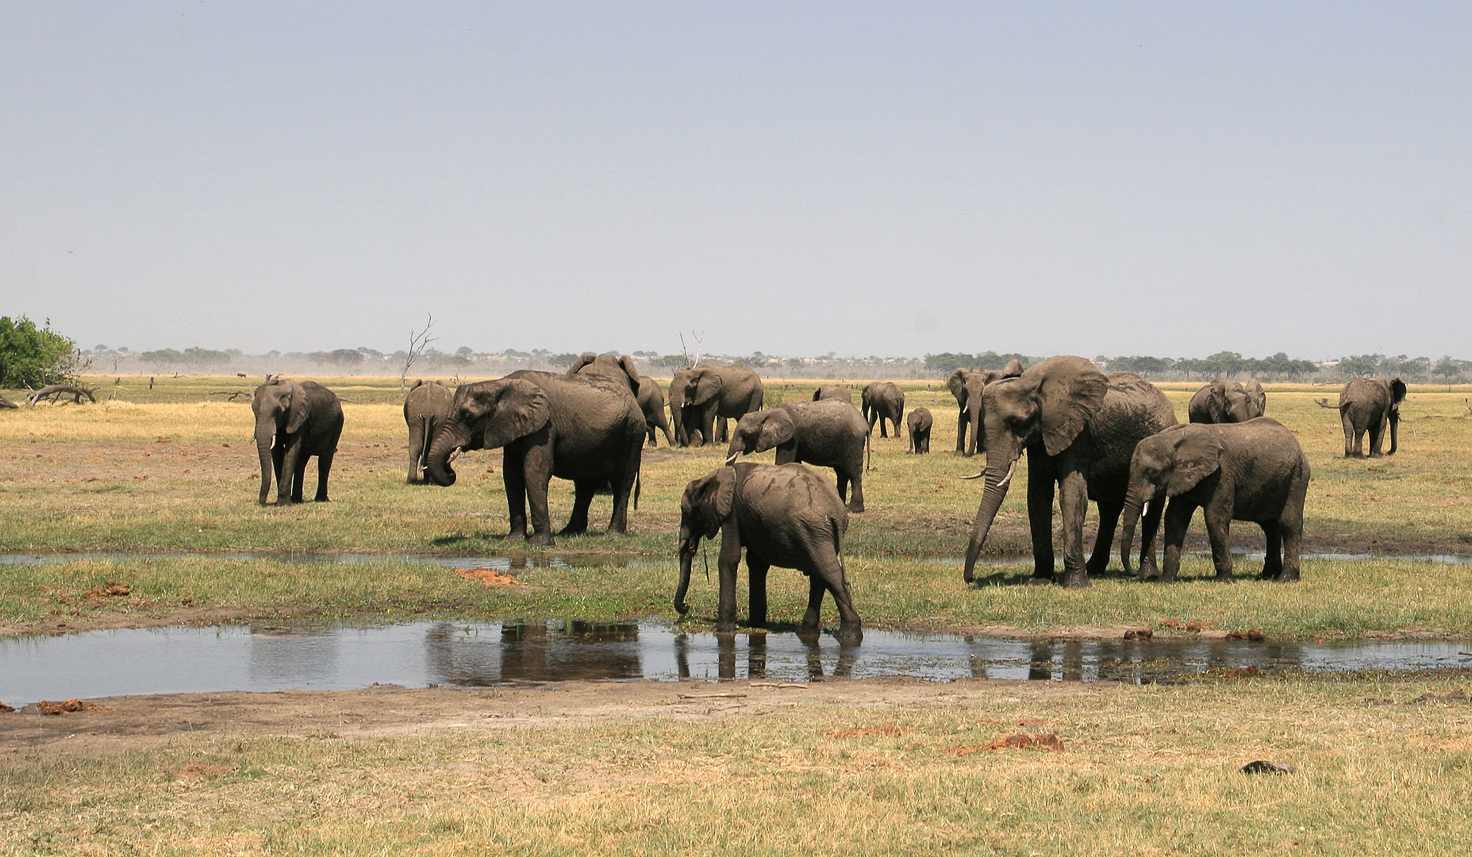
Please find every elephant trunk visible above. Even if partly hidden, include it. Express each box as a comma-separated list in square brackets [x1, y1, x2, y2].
[724, 434, 744, 466]
[425, 420, 469, 486]
[1388, 411, 1399, 455]
[255, 416, 276, 505]
[962, 459, 1016, 583]
[966, 404, 983, 456]
[1119, 479, 1154, 577]
[675, 536, 698, 615]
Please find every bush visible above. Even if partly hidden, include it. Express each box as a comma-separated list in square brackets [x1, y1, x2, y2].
[0, 316, 86, 388]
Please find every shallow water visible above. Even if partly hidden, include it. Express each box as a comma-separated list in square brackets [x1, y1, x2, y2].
[2, 621, 1468, 708]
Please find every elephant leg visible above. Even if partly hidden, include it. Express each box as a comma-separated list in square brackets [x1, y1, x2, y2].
[713, 417, 728, 444]
[1086, 497, 1124, 578]
[407, 423, 424, 483]
[314, 449, 334, 502]
[562, 480, 595, 536]
[1277, 513, 1303, 582]
[1137, 493, 1165, 580]
[1160, 500, 1194, 582]
[1259, 521, 1283, 580]
[1341, 412, 1358, 457]
[1203, 503, 1234, 581]
[1369, 416, 1386, 457]
[291, 454, 310, 503]
[816, 555, 862, 643]
[501, 448, 530, 542]
[270, 443, 286, 502]
[1026, 454, 1059, 584]
[604, 442, 641, 536]
[955, 410, 967, 455]
[280, 438, 306, 504]
[747, 553, 770, 628]
[524, 461, 555, 546]
[715, 523, 742, 633]
[1055, 464, 1091, 588]
[843, 468, 864, 513]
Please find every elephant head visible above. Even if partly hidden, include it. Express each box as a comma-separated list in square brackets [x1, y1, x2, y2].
[425, 379, 550, 486]
[675, 467, 737, 614]
[724, 408, 794, 464]
[1118, 424, 1222, 576]
[252, 379, 311, 504]
[962, 356, 1108, 582]
[1203, 380, 1260, 423]
[567, 352, 641, 395]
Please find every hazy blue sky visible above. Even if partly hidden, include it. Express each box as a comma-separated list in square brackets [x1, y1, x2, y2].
[3, 2, 1468, 360]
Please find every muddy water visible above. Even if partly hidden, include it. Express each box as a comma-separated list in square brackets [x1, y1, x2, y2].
[2, 621, 1469, 708]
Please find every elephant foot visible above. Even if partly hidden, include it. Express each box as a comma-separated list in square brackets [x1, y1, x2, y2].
[1026, 575, 1054, 587]
[1059, 572, 1090, 589]
[529, 532, 555, 547]
[715, 621, 736, 634]
[847, 502, 865, 513]
[801, 610, 820, 628]
[835, 623, 863, 645]
[1274, 570, 1301, 583]
[1084, 559, 1109, 578]
[1214, 573, 1236, 583]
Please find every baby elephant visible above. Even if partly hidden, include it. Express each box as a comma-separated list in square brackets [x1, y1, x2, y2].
[1119, 418, 1310, 582]
[675, 462, 862, 642]
[725, 399, 869, 512]
[906, 407, 933, 453]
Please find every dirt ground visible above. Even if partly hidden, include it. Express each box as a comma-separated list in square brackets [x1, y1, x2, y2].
[0, 677, 1089, 758]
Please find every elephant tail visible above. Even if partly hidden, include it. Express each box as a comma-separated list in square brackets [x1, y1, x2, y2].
[865, 424, 872, 473]
[634, 469, 641, 511]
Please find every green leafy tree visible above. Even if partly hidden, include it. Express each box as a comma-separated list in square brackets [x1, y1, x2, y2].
[0, 316, 86, 387]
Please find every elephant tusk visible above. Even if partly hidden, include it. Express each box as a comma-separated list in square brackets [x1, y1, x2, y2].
[961, 470, 985, 481]
[724, 452, 740, 466]
[1141, 499, 1151, 518]
[995, 460, 1016, 489]
[447, 447, 462, 464]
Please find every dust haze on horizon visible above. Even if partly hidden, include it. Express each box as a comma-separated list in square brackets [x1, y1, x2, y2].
[3, 3, 1469, 363]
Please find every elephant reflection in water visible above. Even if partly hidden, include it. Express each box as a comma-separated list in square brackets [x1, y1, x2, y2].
[423, 620, 644, 685]
[673, 631, 857, 681]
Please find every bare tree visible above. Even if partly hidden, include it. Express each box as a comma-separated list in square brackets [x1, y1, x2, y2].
[401, 314, 437, 394]
[680, 329, 707, 368]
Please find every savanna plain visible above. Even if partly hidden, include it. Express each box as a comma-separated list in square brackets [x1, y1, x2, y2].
[3, 373, 1472, 855]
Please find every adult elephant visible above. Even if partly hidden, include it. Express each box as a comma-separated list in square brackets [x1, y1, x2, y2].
[425, 371, 645, 546]
[812, 385, 852, 404]
[676, 462, 861, 642]
[404, 379, 453, 483]
[251, 378, 344, 505]
[565, 352, 673, 447]
[724, 399, 869, 512]
[961, 357, 1178, 587]
[1188, 379, 1266, 424]
[1339, 377, 1406, 457]
[947, 360, 1024, 455]
[861, 381, 904, 438]
[669, 364, 765, 448]
[1119, 419, 1309, 582]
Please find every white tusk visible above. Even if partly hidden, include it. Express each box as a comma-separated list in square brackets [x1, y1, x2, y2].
[724, 452, 740, 466]
[995, 460, 1017, 489]
[1141, 499, 1151, 518]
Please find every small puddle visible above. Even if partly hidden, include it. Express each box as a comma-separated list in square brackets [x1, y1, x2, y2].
[2, 621, 1469, 708]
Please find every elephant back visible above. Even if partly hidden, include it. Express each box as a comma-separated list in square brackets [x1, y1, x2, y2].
[1087, 372, 1179, 494]
[505, 370, 645, 451]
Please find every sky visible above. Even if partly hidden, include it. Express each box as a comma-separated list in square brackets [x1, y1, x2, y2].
[2, 2, 1468, 361]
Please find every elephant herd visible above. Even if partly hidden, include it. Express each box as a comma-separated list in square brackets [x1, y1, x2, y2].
[250, 355, 1407, 640]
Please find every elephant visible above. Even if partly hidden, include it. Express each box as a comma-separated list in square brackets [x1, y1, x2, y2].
[675, 462, 861, 642]
[1118, 419, 1309, 582]
[564, 352, 673, 447]
[812, 385, 852, 404]
[403, 379, 453, 483]
[1188, 379, 1267, 424]
[724, 399, 869, 512]
[251, 378, 343, 505]
[947, 360, 1024, 455]
[668, 364, 765, 447]
[425, 370, 646, 545]
[861, 381, 904, 438]
[1339, 377, 1406, 457]
[961, 357, 1178, 588]
[907, 406, 933, 454]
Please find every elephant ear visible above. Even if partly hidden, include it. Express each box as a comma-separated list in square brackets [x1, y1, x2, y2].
[1244, 380, 1266, 416]
[1166, 426, 1223, 496]
[754, 409, 796, 451]
[1390, 378, 1407, 407]
[480, 379, 551, 450]
[693, 370, 724, 405]
[1032, 357, 1108, 457]
[566, 352, 598, 377]
[615, 355, 642, 393]
[284, 382, 310, 434]
[1208, 380, 1229, 422]
[698, 467, 737, 536]
[1000, 359, 1024, 378]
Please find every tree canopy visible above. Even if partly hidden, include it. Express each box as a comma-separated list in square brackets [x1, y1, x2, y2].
[0, 316, 85, 388]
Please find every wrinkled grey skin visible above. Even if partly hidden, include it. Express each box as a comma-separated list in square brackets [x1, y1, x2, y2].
[861, 381, 905, 438]
[425, 371, 645, 546]
[812, 385, 853, 404]
[961, 358, 1178, 587]
[1119, 419, 1309, 582]
[403, 379, 453, 483]
[676, 462, 861, 643]
[564, 352, 674, 447]
[725, 399, 870, 512]
[1339, 377, 1406, 457]
[907, 407, 933, 454]
[251, 379, 344, 505]
[1187, 379, 1267, 424]
[669, 364, 765, 447]
[946, 360, 1024, 456]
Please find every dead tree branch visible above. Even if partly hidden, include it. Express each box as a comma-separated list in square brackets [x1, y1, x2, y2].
[25, 385, 97, 406]
[401, 314, 437, 394]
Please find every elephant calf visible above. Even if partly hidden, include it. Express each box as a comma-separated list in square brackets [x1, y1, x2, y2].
[907, 407, 933, 454]
[725, 399, 869, 513]
[676, 462, 861, 642]
[1120, 418, 1310, 583]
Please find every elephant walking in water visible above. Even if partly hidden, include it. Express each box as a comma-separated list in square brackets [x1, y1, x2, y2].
[426, 370, 645, 545]
[251, 378, 343, 506]
[1339, 377, 1405, 457]
[962, 357, 1177, 588]
[676, 462, 861, 642]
